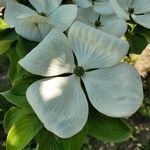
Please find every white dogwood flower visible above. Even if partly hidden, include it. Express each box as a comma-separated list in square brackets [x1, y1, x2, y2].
[77, 7, 127, 37]
[4, 0, 77, 42]
[73, 0, 114, 15]
[19, 22, 143, 138]
[110, 0, 150, 29]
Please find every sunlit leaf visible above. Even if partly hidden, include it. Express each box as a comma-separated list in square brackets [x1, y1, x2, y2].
[6, 114, 43, 150]
[0, 18, 9, 31]
[0, 29, 18, 54]
[4, 107, 30, 133]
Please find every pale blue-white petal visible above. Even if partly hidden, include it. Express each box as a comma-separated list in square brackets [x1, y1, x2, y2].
[100, 15, 127, 37]
[82, 63, 143, 117]
[119, 0, 132, 10]
[131, 0, 150, 14]
[0, 0, 16, 7]
[19, 29, 74, 76]
[15, 20, 41, 42]
[29, 0, 62, 15]
[110, 0, 130, 20]
[4, 2, 37, 27]
[0, 0, 6, 6]
[76, 7, 99, 27]
[68, 21, 129, 70]
[48, 5, 77, 31]
[15, 17, 52, 42]
[77, 8, 127, 37]
[24, 14, 48, 23]
[73, 0, 92, 9]
[26, 75, 88, 138]
[37, 23, 52, 40]
[132, 13, 150, 29]
[93, 2, 114, 15]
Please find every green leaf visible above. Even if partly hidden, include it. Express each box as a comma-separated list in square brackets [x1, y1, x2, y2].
[6, 114, 43, 150]
[0, 39, 41, 109]
[62, 127, 87, 150]
[0, 95, 12, 115]
[88, 109, 132, 143]
[4, 107, 30, 133]
[7, 37, 38, 84]
[36, 128, 62, 150]
[134, 25, 150, 43]
[1, 89, 31, 109]
[7, 44, 21, 83]
[16, 37, 27, 58]
[1, 66, 41, 110]
[0, 18, 9, 31]
[0, 28, 18, 54]
[125, 31, 148, 54]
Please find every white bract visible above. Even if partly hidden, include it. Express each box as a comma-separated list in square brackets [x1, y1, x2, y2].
[0, 0, 5, 6]
[73, 0, 114, 15]
[110, 0, 150, 29]
[4, 0, 77, 42]
[19, 21, 143, 138]
[0, 0, 16, 7]
[77, 7, 127, 37]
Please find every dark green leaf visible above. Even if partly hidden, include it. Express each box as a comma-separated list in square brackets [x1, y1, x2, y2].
[1, 89, 31, 109]
[1, 66, 41, 109]
[62, 127, 87, 150]
[36, 128, 62, 150]
[16, 37, 38, 59]
[7, 44, 20, 83]
[0, 95, 12, 119]
[125, 31, 148, 54]
[134, 25, 150, 42]
[1, 39, 41, 109]
[88, 109, 132, 143]
[6, 114, 43, 150]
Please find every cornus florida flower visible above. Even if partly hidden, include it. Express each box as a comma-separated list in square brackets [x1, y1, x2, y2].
[19, 22, 143, 138]
[73, 0, 114, 15]
[4, 0, 77, 42]
[110, 0, 150, 29]
[77, 7, 127, 37]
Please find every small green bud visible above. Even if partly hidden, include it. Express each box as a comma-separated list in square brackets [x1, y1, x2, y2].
[39, 12, 47, 17]
[94, 20, 101, 27]
[92, 0, 96, 5]
[73, 66, 85, 77]
[128, 7, 134, 14]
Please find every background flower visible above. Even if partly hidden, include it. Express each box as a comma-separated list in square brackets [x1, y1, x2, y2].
[110, 0, 150, 29]
[73, 0, 114, 15]
[77, 7, 127, 37]
[4, 0, 77, 42]
[19, 21, 143, 138]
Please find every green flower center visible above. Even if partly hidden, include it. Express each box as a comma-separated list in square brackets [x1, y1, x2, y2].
[94, 20, 101, 27]
[92, 0, 96, 5]
[128, 7, 134, 14]
[39, 12, 47, 17]
[73, 66, 85, 77]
